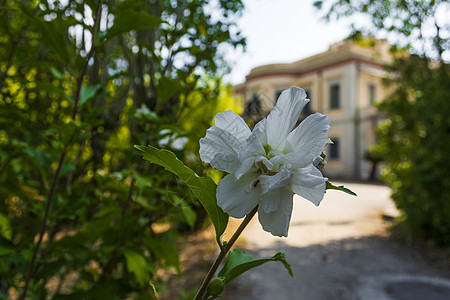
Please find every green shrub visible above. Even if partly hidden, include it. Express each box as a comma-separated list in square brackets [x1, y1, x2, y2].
[377, 56, 450, 245]
[0, 0, 245, 298]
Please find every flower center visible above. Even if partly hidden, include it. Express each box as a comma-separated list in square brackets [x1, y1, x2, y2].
[255, 159, 277, 176]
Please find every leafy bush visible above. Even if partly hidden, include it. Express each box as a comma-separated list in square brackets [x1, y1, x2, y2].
[377, 57, 450, 245]
[0, 0, 244, 298]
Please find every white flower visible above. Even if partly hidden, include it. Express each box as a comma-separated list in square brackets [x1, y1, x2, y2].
[199, 87, 330, 237]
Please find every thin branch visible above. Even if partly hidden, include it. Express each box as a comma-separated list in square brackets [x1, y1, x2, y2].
[193, 206, 258, 300]
[19, 151, 67, 300]
[72, 0, 103, 119]
[98, 179, 135, 281]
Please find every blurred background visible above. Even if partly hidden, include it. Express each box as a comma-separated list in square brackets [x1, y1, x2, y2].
[0, 0, 449, 299]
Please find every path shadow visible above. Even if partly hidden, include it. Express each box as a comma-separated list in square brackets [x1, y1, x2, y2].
[222, 235, 449, 300]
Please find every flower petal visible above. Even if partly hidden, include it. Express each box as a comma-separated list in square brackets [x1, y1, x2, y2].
[217, 172, 261, 218]
[285, 113, 330, 160]
[260, 189, 280, 213]
[291, 166, 327, 206]
[266, 87, 309, 149]
[241, 118, 266, 157]
[252, 118, 268, 146]
[279, 151, 311, 169]
[214, 110, 251, 144]
[235, 156, 256, 180]
[258, 187, 294, 237]
[199, 126, 241, 172]
[259, 164, 293, 195]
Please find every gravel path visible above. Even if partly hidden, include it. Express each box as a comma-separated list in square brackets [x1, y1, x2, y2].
[222, 182, 450, 300]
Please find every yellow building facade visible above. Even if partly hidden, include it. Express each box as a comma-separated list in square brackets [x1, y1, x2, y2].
[234, 38, 392, 179]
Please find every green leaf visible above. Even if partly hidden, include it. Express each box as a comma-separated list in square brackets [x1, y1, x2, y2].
[181, 203, 197, 228]
[35, 260, 66, 281]
[219, 250, 293, 285]
[20, 8, 76, 65]
[80, 84, 109, 106]
[0, 213, 12, 241]
[218, 249, 253, 278]
[50, 66, 63, 79]
[134, 145, 228, 244]
[106, 9, 162, 40]
[325, 181, 357, 196]
[171, 194, 197, 228]
[123, 250, 152, 287]
[54, 121, 84, 147]
[156, 77, 183, 103]
[0, 236, 14, 256]
[145, 238, 179, 273]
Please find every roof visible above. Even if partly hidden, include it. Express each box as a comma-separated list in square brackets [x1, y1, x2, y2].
[244, 38, 392, 82]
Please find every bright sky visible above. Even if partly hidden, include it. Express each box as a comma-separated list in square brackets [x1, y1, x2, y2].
[224, 0, 356, 85]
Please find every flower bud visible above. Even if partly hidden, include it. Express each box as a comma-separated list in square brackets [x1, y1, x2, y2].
[207, 277, 225, 298]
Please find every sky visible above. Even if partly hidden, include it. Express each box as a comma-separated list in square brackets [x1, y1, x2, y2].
[223, 0, 357, 85]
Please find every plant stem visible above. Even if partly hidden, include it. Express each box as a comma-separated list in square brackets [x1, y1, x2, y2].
[19, 151, 67, 300]
[193, 206, 258, 300]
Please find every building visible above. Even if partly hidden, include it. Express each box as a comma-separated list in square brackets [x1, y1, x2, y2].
[234, 38, 392, 179]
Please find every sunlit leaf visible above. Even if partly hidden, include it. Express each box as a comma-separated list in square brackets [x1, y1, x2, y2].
[0, 214, 12, 241]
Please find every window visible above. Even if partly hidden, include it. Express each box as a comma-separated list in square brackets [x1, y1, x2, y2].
[245, 93, 261, 116]
[304, 89, 312, 114]
[369, 83, 376, 104]
[330, 83, 340, 109]
[329, 138, 340, 160]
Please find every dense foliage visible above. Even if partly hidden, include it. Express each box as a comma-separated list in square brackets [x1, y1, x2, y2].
[378, 57, 450, 245]
[0, 0, 244, 298]
[315, 0, 450, 245]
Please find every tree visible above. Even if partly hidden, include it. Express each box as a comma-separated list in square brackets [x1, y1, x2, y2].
[315, 0, 450, 245]
[0, 0, 245, 298]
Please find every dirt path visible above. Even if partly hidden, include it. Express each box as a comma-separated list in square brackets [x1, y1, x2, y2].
[222, 182, 450, 299]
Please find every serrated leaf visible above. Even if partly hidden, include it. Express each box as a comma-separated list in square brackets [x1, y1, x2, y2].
[325, 181, 357, 196]
[220, 250, 293, 285]
[134, 145, 228, 244]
